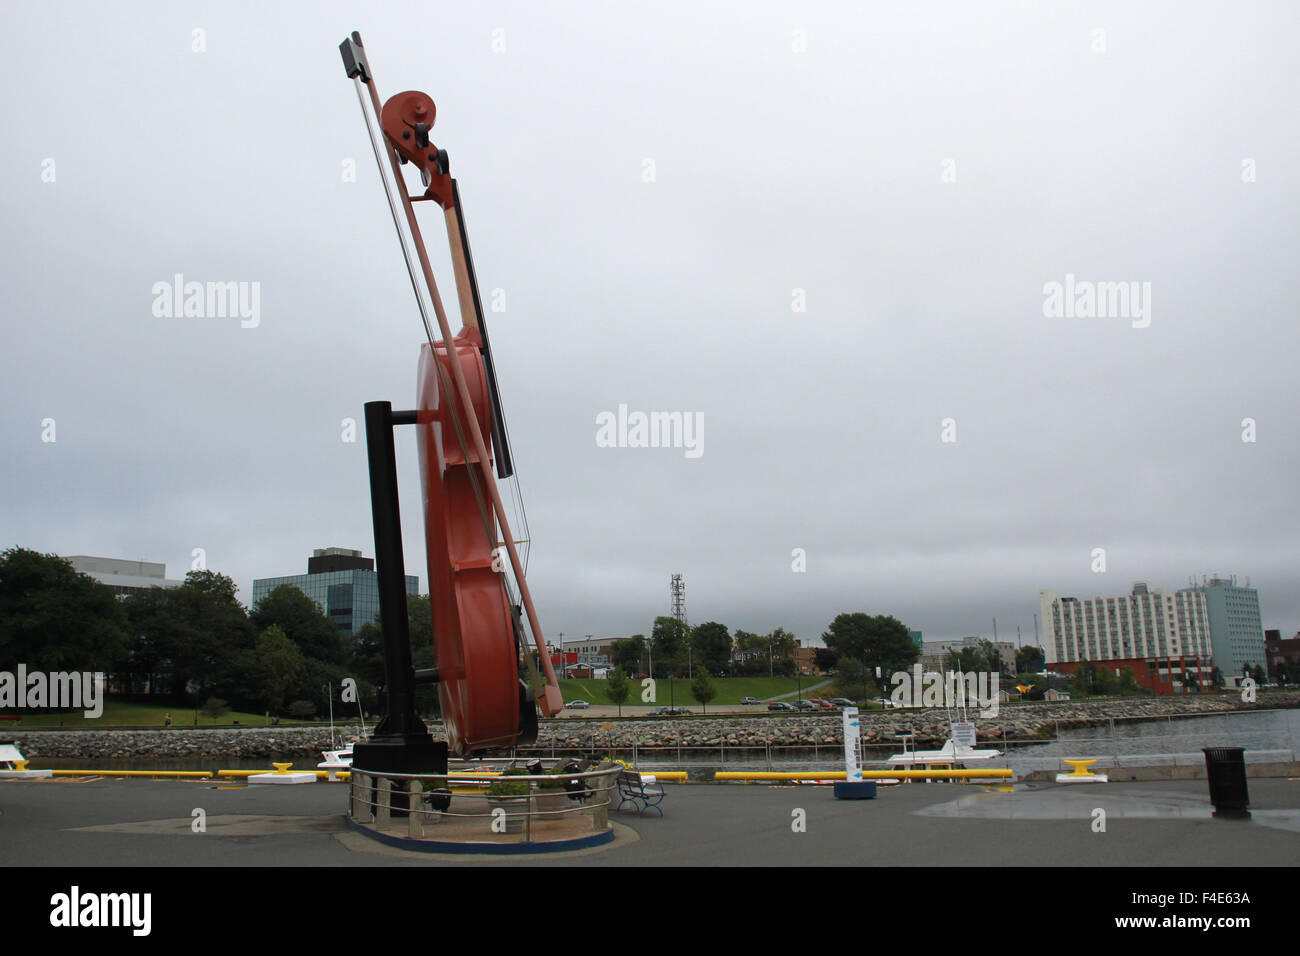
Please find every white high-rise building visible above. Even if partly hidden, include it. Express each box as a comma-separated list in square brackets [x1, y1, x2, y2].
[1039, 583, 1213, 667]
[65, 555, 182, 597]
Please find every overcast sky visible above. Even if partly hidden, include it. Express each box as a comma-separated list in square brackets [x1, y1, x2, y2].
[3, 1, 1297, 650]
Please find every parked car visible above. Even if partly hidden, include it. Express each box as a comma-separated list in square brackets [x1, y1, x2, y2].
[565, 700, 589, 710]
[794, 700, 818, 710]
[827, 698, 854, 707]
[740, 697, 761, 705]
[768, 701, 795, 711]
[806, 698, 832, 709]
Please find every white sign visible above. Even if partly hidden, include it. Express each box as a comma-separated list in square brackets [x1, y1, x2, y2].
[951, 722, 976, 747]
[842, 707, 862, 781]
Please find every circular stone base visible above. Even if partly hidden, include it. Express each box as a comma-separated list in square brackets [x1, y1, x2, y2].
[346, 813, 616, 855]
[833, 781, 878, 800]
[1055, 774, 1109, 783]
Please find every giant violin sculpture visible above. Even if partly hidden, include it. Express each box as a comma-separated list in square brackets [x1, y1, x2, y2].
[340, 33, 563, 758]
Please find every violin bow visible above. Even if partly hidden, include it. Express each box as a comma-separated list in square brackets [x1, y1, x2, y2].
[340, 31, 564, 719]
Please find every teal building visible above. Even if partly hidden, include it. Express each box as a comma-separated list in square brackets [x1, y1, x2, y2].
[1180, 576, 1266, 679]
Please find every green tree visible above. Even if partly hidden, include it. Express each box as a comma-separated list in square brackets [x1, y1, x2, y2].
[767, 627, 798, 676]
[833, 655, 869, 702]
[125, 569, 255, 706]
[953, 646, 988, 673]
[349, 620, 384, 708]
[250, 585, 345, 665]
[690, 621, 732, 674]
[821, 613, 918, 677]
[254, 624, 307, 713]
[976, 639, 1008, 674]
[813, 647, 838, 673]
[611, 636, 646, 674]
[0, 548, 131, 673]
[405, 595, 439, 714]
[650, 616, 688, 678]
[732, 629, 762, 675]
[690, 671, 716, 714]
[1069, 662, 1096, 698]
[1016, 645, 1044, 673]
[1116, 666, 1141, 696]
[605, 669, 630, 716]
[1092, 665, 1118, 696]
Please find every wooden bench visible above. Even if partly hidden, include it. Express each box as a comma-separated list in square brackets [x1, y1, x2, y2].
[616, 769, 665, 817]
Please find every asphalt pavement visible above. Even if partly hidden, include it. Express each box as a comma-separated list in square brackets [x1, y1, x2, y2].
[3, 775, 1297, 867]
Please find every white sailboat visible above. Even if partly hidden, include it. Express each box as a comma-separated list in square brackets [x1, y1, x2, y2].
[318, 683, 364, 780]
[882, 676, 1003, 781]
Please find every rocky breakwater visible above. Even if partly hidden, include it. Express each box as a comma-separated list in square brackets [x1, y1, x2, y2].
[536, 692, 1300, 751]
[9, 725, 370, 761]
[10, 692, 1297, 760]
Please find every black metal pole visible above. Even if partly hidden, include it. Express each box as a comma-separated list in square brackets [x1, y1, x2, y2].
[364, 401, 422, 739]
[352, 401, 446, 779]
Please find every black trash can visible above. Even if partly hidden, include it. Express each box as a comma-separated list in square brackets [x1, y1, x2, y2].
[1202, 747, 1249, 817]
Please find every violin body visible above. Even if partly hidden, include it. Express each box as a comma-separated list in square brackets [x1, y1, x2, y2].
[417, 329, 530, 755]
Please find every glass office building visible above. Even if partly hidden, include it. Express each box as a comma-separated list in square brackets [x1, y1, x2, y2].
[252, 566, 419, 637]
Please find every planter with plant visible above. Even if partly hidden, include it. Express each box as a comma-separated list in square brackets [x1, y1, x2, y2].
[533, 762, 582, 819]
[486, 768, 530, 833]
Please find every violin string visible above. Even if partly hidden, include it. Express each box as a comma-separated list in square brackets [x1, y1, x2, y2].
[355, 72, 501, 579]
[355, 71, 545, 691]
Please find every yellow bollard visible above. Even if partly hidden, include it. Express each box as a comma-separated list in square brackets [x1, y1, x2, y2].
[1056, 758, 1107, 784]
[272, 762, 293, 774]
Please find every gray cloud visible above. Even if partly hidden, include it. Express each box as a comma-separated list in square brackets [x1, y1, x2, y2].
[3, 1, 1296, 650]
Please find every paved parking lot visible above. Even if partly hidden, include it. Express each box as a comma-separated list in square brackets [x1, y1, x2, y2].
[2, 776, 1297, 867]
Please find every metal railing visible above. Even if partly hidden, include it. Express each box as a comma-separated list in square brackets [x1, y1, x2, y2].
[504, 708, 1300, 774]
[348, 762, 623, 842]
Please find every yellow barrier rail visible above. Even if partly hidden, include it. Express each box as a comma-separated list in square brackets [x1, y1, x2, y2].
[714, 769, 1014, 782]
[49, 770, 214, 779]
[35, 766, 690, 784]
[216, 769, 359, 780]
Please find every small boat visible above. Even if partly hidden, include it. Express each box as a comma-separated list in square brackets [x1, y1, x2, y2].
[317, 683, 364, 780]
[0, 740, 25, 770]
[0, 740, 52, 778]
[318, 744, 355, 780]
[885, 734, 1003, 777]
[881, 705, 1004, 783]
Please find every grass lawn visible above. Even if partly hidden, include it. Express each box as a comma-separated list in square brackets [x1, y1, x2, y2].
[556, 676, 832, 707]
[2, 698, 283, 729]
